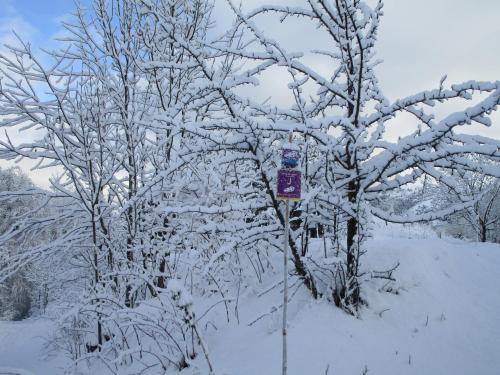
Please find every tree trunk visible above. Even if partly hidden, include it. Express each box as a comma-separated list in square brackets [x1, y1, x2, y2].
[344, 179, 361, 307]
[479, 220, 487, 242]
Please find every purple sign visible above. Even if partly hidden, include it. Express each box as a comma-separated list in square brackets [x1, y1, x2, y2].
[277, 169, 301, 200]
[282, 148, 300, 168]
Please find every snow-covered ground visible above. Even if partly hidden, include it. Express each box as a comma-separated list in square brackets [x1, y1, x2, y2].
[0, 318, 65, 375]
[1, 223, 499, 375]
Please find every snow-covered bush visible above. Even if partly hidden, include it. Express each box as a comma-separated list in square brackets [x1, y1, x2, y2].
[0, 167, 36, 320]
[0, 271, 32, 320]
[433, 159, 500, 242]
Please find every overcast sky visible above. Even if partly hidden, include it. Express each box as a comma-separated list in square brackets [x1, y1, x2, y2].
[1, 0, 499, 187]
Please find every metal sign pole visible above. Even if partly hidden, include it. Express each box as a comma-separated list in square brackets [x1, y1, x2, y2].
[282, 198, 289, 375]
[277, 132, 300, 375]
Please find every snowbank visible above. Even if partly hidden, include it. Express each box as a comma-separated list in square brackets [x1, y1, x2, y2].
[1, 223, 499, 375]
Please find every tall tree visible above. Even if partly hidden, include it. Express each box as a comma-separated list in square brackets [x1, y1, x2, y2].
[224, 0, 500, 311]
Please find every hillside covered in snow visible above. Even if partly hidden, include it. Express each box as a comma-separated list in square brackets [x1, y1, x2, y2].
[1, 223, 499, 375]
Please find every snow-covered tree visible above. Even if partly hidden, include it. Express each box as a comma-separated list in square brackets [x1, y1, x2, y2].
[0, 167, 36, 320]
[1, 0, 499, 373]
[223, 0, 500, 311]
[0, 0, 218, 371]
[435, 157, 500, 242]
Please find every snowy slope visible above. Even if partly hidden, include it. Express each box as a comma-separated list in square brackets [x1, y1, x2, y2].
[0, 318, 66, 375]
[1, 223, 499, 375]
[191, 223, 500, 375]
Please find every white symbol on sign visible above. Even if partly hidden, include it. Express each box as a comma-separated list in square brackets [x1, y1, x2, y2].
[284, 150, 299, 159]
[284, 186, 295, 193]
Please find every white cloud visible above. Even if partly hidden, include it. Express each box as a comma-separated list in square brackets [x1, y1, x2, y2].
[222, 0, 500, 140]
[1, 0, 499, 186]
[0, 4, 47, 184]
[0, 16, 38, 47]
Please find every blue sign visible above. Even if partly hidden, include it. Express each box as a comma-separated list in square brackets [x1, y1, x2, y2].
[282, 148, 299, 168]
